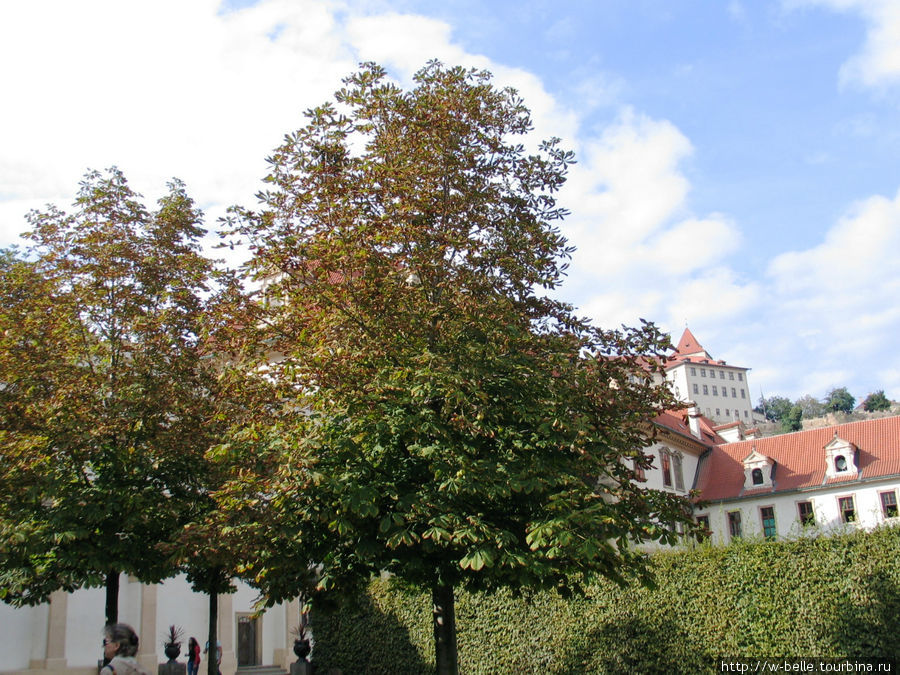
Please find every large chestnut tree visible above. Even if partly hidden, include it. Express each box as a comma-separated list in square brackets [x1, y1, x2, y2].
[222, 61, 698, 674]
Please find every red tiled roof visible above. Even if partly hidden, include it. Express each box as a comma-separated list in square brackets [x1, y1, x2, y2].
[674, 327, 703, 356]
[654, 408, 725, 447]
[665, 330, 749, 371]
[655, 410, 694, 437]
[695, 415, 900, 501]
[664, 354, 746, 370]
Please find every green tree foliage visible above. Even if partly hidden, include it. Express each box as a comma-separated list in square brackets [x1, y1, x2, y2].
[0, 169, 229, 626]
[755, 395, 793, 422]
[220, 62, 700, 674]
[794, 394, 825, 419]
[780, 405, 802, 433]
[825, 387, 856, 414]
[862, 390, 891, 412]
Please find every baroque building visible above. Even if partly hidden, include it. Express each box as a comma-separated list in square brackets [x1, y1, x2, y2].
[664, 328, 754, 425]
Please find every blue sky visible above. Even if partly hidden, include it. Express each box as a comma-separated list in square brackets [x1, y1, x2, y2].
[1, 0, 899, 405]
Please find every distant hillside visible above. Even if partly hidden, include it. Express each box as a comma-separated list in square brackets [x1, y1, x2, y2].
[754, 404, 900, 437]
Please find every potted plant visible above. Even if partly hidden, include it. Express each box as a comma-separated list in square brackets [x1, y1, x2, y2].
[290, 622, 311, 661]
[162, 625, 184, 663]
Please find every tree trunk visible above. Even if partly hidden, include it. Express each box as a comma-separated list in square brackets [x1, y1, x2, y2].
[207, 591, 219, 675]
[105, 570, 119, 626]
[432, 582, 458, 675]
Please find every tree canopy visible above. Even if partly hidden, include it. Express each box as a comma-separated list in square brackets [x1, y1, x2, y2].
[0, 169, 230, 625]
[781, 405, 803, 433]
[219, 61, 700, 674]
[862, 390, 891, 412]
[755, 395, 794, 422]
[794, 394, 826, 419]
[825, 387, 856, 414]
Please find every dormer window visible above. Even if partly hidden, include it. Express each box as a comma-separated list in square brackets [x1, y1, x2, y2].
[742, 447, 774, 490]
[824, 434, 858, 479]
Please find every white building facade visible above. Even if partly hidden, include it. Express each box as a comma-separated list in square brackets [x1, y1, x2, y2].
[664, 328, 754, 425]
[693, 416, 900, 544]
[0, 576, 303, 675]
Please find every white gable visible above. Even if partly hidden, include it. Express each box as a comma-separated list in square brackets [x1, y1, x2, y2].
[824, 433, 858, 478]
[742, 447, 774, 489]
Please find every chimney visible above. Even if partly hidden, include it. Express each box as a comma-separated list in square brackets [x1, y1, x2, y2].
[687, 403, 702, 439]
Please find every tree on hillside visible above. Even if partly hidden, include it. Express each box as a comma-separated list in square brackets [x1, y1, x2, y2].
[755, 395, 793, 422]
[781, 405, 802, 433]
[825, 387, 855, 414]
[862, 390, 891, 412]
[794, 394, 826, 419]
[0, 169, 228, 627]
[219, 62, 701, 675]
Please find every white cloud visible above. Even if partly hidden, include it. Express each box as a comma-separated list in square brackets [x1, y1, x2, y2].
[0, 0, 357, 245]
[768, 188, 900, 297]
[728, 1, 748, 23]
[2, 0, 898, 404]
[787, 0, 900, 89]
[558, 107, 752, 330]
[756, 187, 900, 397]
[346, 12, 581, 153]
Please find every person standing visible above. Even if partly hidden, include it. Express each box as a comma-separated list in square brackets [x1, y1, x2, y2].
[186, 637, 201, 675]
[203, 640, 222, 675]
[100, 624, 151, 675]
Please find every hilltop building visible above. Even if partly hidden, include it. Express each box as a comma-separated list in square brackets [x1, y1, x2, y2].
[664, 328, 754, 425]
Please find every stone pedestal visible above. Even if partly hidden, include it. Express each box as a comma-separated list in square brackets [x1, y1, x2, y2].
[159, 662, 187, 675]
[290, 661, 312, 675]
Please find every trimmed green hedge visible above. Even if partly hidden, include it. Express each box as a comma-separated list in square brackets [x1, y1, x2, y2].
[310, 527, 900, 673]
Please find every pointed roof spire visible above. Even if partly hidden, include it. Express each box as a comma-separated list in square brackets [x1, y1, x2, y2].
[674, 326, 705, 356]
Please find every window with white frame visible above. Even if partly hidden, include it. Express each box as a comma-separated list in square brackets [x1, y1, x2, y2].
[632, 458, 645, 482]
[797, 501, 814, 526]
[693, 384, 699, 394]
[838, 496, 856, 523]
[696, 515, 710, 541]
[712, 386, 718, 396]
[719, 371, 725, 380]
[760, 506, 776, 540]
[660, 450, 672, 488]
[672, 453, 684, 491]
[728, 511, 742, 539]
[880, 491, 898, 518]
[703, 385, 709, 395]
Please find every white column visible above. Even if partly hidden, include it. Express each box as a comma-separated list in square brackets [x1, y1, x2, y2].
[218, 593, 236, 675]
[43, 590, 68, 671]
[138, 583, 158, 673]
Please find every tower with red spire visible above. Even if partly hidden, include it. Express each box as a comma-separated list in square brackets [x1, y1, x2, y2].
[664, 328, 754, 425]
